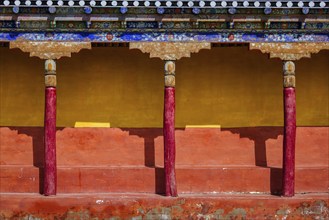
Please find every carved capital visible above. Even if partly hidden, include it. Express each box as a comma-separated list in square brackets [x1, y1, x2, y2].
[45, 75, 57, 87]
[10, 39, 91, 60]
[250, 43, 329, 61]
[45, 59, 56, 73]
[130, 42, 211, 60]
[283, 61, 295, 88]
[283, 61, 295, 75]
[45, 59, 57, 87]
[165, 60, 175, 87]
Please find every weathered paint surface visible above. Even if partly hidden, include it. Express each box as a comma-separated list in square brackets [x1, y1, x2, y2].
[1, 127, 328, 168]
[164, 87, 177, 197]
[1, 48, 328, 128]
[0, 193, 328, 219]
[282, 87, 296, 197]
[0, 127, 328, 194]
[44, 87, 57, 196]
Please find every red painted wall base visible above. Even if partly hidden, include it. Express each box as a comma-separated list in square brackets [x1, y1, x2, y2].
[0, 126, 327, 194]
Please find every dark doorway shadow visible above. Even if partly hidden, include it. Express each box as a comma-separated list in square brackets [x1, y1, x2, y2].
[222, 127, 283, 167]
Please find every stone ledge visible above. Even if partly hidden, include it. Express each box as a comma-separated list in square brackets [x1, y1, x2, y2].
[1, 193, 328, 219]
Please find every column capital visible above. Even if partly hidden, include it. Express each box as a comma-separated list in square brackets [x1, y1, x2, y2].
[45, 59, 57, 87]
[130, 42, 211, 60]
[249, 42, 329, 60]
[283, 61, 296, 88]
[165, 60, 176, 87]
[10, 39, 91, 60]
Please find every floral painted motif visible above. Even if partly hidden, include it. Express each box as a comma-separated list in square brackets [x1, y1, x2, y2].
[1, 32, 328, 43]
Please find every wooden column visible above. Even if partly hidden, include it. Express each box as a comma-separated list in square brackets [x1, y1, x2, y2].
[282, 61, 296, 197]
[250, 42, 329, 197]
[164, 60, 177, 196]
[44, 59, 57, 195]
[130, 42, 211, 196]
[10, 40, 91, 196]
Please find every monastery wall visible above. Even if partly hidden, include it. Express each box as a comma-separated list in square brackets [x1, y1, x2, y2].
[0, 46, 328, 196]
[0, 46, 328, 128]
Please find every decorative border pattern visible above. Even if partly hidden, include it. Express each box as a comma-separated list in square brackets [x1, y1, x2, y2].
[1, 32, 328, 43]
[0, 1, 328, 9]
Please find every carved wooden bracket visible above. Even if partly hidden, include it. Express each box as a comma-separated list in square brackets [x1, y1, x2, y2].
[249, 42, 329, 60]
[10, 39, 91, 60]
[129, 42, 211, 60]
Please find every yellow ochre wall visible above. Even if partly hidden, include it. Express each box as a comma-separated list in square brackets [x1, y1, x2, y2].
[0, 46, 328, 128]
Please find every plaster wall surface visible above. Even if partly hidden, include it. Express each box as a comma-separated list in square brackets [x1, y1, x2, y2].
[0, 126, 328, 194]
[0, 46, 328, 128]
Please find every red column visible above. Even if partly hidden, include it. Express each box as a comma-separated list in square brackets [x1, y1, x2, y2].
[282, 61, 296, 197]
[163, 60, 177, 197]
[44, 59, 57, 196]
